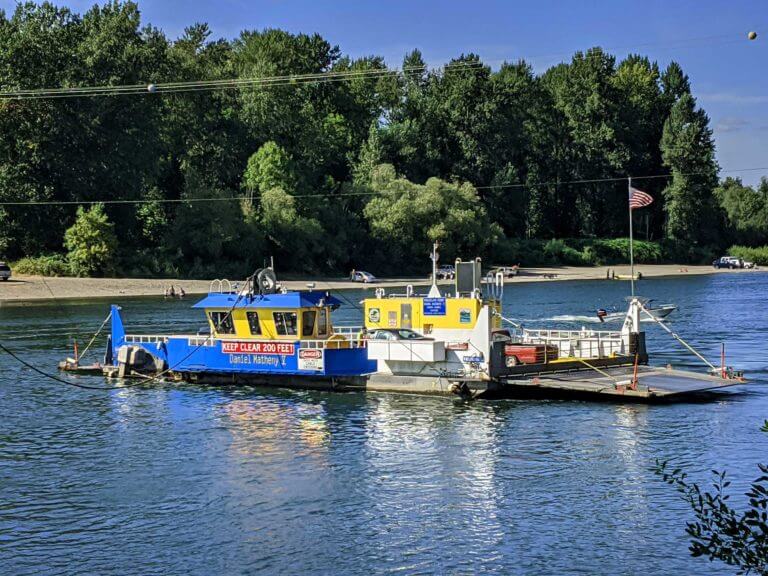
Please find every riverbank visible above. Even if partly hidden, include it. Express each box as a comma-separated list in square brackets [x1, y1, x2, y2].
[0, 264, 760, 303]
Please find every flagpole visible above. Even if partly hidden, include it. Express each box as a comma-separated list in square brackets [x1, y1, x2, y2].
[628, 176, 635, 297]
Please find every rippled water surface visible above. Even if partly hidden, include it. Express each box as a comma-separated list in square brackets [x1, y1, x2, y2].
[1, 273, 767, 575]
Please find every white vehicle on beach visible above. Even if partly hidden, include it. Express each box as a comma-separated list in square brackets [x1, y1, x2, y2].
[489, 265, 520, 278]
[435, 265, 455, 279]
[713, 256, 744, 269]
[0, 262, 11, 281]
[350, 270, 377, 283]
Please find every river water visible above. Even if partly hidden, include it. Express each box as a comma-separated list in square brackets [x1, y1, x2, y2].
[1, 273, 766, 575]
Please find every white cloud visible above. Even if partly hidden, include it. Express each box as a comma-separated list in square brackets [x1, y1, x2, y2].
[715, 116, 749, 133]
[699, 92, 768, 105]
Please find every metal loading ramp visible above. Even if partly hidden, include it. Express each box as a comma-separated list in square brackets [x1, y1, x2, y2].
[499, 365, 745, 399]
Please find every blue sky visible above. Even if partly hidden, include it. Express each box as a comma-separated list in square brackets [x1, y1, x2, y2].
[3, 0, 766, 184]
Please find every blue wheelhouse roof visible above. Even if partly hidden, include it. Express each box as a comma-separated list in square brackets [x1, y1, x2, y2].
[192, 290, 343, 310]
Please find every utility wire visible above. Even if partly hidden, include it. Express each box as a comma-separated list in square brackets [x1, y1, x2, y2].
[0, 166, 764, 207]
[0, 61, 485, 100]
[0, 28, 759, 101]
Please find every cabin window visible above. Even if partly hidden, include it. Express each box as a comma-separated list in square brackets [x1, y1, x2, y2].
[302, 311, 316, 337]
[210, 311, 235, 335]
[246, 311, 261, 336]
[273, 311, 298, 336]
[318, 308, 328, 337]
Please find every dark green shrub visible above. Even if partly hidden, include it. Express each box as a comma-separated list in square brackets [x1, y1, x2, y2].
[12, 254, 71, 276]
[728, 245, 768, 265]
[543, 239, 587, 265]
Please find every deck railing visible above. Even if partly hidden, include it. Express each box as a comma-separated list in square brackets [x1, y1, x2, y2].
[124, 334, 169, 345]
[125, 332, 368, 351]
[332, 325, 365, 336]
[522, 328, 627, 359]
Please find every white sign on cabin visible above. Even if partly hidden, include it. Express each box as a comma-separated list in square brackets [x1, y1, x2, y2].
[298, 348, 324, 371]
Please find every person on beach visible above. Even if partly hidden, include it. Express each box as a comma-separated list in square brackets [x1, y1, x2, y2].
[178, 287, 186, 299]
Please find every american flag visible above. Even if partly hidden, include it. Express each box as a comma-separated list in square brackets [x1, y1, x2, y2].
[629, 187, 653, 210]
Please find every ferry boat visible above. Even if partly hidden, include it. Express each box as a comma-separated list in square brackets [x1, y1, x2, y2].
[91, 253, 743, 400]
[107, 271, 375, 388]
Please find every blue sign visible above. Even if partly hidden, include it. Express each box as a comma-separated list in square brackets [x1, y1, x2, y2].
[423, 298, 446, 316]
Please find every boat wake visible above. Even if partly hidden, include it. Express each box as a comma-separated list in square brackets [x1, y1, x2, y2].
[545, 314, 606, 323]
[537, 314, 666, 324]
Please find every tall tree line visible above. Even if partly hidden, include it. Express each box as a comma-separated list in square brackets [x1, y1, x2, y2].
[0, 1, 754, 276]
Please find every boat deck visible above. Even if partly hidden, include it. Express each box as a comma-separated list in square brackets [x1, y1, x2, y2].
[498, 365, 744, 399]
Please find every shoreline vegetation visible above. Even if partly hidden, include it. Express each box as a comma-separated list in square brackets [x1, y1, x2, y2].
[0, 265, 761, 303]
[1, 2, 767, 280]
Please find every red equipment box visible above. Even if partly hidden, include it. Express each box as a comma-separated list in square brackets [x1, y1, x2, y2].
[503, 344, 559, 365]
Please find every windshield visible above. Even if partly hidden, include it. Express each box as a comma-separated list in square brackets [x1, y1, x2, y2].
[397, 330, 422, 339]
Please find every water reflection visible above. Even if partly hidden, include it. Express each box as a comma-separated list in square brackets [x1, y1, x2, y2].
[217, 396, 330, 459]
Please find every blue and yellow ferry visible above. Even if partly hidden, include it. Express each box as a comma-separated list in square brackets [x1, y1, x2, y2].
[89, 256, 744, 400]
[108, 271, 375, 387]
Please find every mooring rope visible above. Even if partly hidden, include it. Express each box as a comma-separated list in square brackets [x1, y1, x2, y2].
[0, 341, 145, 390]
[75, 312, 112, 362]
[574, 357, 622, 384]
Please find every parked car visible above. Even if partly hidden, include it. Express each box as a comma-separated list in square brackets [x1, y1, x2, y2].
[435, 265, 455, 279]
[488, 265, 520, 278]
[0, 261, 11, 281]
[713, 256, 744, 269]
[350, 270, 377, 283]
[365, 328, 432, 341]
[744, 261, 757, 269]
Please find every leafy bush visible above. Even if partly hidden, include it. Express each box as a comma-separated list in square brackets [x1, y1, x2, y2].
[12, 254, 70, 276]
[543, 239, 588, 265]
[728, 245, 768, 266]
[569, 238, 663, 265]
[491, 237, 664, 267]
[64, 204, 118, 277]
[656, 420, 768, 574]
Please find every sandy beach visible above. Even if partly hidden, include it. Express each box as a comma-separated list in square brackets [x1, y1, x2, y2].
[0, 264, 760, 303]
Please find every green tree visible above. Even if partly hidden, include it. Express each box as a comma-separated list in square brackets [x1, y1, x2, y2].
[243, 141, 298, 196]
[660, 61, 691, 111]
[64, 203, 118, 276]
[543, 48, 629, 237]
[715, 177, 768, 246]
[363, 164, 499, 269]
[352, 121, 384, 185]
[256, 187, 324, 271]
[660, 93, 720, 244]
[170, 167, 260, 277]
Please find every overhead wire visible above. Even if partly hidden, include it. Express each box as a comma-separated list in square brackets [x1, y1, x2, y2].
[0, 27, 761, 101]
[0, 60, 485, 100]
[0, 165, 765, 207]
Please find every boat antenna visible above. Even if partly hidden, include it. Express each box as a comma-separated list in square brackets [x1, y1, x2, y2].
[428, 241, 441, 298]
